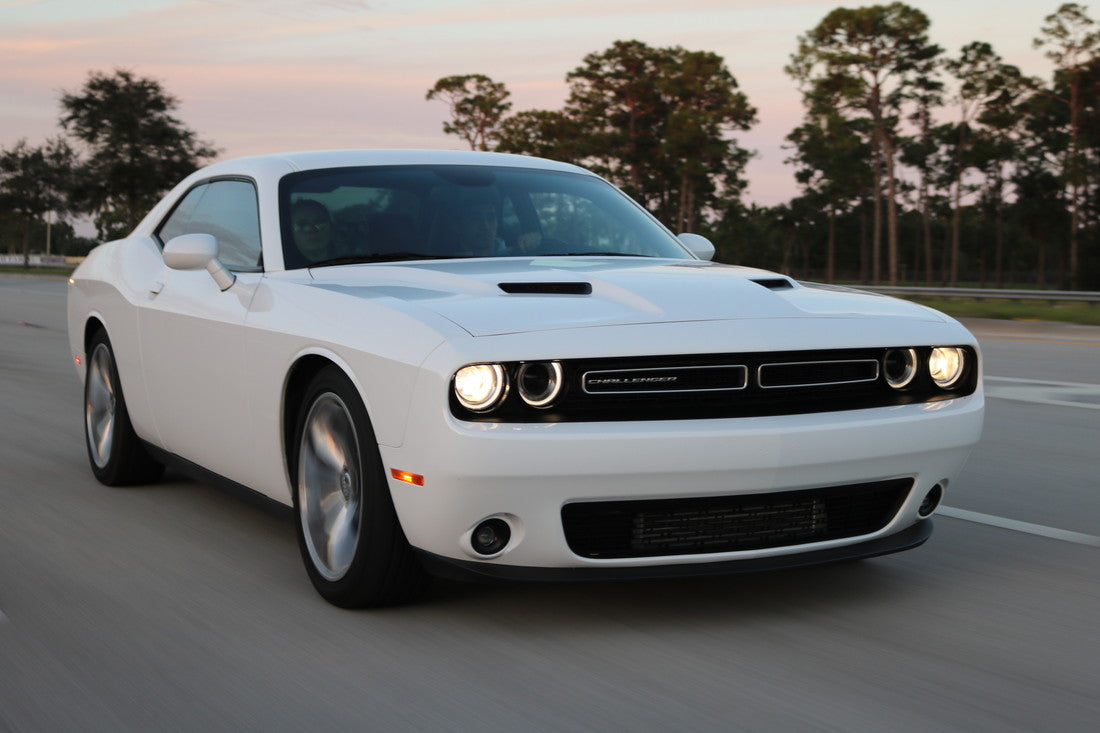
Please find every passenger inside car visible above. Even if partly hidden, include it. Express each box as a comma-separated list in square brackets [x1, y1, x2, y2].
[290, 199, 336, 262]
[430, 186, 544, 257]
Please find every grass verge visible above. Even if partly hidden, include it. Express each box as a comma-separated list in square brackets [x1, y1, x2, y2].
[0, 266, 75, 276]
[907, 297, 1100, 327]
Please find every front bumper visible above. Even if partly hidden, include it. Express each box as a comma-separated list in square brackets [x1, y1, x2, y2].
[381, 388, 982, 571]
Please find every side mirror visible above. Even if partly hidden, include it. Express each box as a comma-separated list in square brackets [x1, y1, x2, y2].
[677, 233, 716, 261]
[163, 233, 236, 291]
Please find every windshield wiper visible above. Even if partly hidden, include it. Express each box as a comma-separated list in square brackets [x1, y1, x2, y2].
[308, 252, 470, 267]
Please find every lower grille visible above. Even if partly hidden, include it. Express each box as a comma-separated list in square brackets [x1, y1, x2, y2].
[562, 479, 912, 559]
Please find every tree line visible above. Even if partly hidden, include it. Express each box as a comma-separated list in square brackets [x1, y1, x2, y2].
[427, 3, 1100, 289]
[3, 3, 1097, 290]
[0, 70, 216, 264]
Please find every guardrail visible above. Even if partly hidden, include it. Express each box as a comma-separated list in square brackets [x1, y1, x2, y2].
[860, 286, 1100, 305]
[0, 254, 70, 267]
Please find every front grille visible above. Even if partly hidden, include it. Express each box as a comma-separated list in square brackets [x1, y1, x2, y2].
[561, 478, 912, 559]
[758, 359, 879, 388]
[582, 365, 748, 394]
[450, 346, 979, 422]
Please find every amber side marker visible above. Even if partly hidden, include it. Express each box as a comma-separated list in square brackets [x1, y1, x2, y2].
[390, 468, 425, 486]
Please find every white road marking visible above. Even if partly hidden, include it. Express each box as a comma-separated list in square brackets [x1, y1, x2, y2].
[939, 506, 1100, 547]
[984, 375, 1100, 410]
[0, 609, 8, 623]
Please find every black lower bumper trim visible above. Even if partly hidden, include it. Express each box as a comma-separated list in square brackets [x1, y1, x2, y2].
[415, 519, 933, 583]
[141, 441, 294, 521]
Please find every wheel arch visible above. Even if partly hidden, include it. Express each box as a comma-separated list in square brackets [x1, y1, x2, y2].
[84, 315, 107, 354]
[282, 352, 380, 492]
[282, 351, 428, 606]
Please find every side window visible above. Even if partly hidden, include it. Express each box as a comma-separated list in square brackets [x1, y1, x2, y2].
[157, 185, 207, 244]
[156, 179, 262, 271]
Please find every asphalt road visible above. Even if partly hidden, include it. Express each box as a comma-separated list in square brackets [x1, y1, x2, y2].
[1, 278, 1098, 732]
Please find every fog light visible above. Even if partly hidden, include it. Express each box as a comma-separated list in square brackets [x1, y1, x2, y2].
[928, 347, 965, 388]
[517, 361, 564, 408]
[471, 518, 511, 555]
[883, 348, 918, 389]
[919, 484, 943, 517]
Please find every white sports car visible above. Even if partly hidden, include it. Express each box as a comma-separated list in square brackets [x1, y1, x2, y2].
[67, 150, 984, 607]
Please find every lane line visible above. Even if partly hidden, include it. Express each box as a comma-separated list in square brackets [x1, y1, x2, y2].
[938, 506, 1100, 547]
[983, 375, 1100, 410]
[984, 395, 1100, 410]
[986, 376, 1100, 388]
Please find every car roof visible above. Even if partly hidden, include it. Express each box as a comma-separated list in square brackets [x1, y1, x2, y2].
[194, 149, 594, 178]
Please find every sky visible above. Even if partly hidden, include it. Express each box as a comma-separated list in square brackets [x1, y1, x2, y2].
[0, 0, 1073, 208]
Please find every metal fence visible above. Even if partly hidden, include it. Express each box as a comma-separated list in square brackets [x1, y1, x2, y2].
[0, 254, 70, 267]
[860, 285, 1100, 305]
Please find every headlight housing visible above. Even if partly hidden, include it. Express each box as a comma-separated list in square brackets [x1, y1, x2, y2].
[517, 361, 564, 408]
[453, 363, 506, 412]
[883, 348, 918, 389]
[928, 347, 966, 388]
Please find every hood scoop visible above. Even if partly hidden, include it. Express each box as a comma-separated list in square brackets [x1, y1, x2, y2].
[499, 282, 593, 295]
[751, 277, 794, 291]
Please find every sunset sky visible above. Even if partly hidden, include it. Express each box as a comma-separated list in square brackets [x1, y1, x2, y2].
[0, 0, 1071, 206]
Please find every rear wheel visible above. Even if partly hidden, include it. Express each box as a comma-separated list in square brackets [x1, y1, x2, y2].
[83, 330, 164, 486]
[292, 366, 427, 607]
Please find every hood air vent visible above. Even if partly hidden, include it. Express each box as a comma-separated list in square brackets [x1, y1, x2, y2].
[499, 282, 592, 295]
[751, 277, 794, 291]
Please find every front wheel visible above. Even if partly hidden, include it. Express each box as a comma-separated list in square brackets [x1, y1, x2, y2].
[83, 330, 164, 486]
[292, 366, 427, 607]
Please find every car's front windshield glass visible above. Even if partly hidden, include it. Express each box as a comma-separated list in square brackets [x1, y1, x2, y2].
[278, 164, 691, 269]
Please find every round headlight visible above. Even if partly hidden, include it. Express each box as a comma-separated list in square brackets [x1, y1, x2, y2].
[928, 347, 965, 388]
[517, 361, 564, 408]
[883, 348, 918, 389]
[454, 363, 506, 412]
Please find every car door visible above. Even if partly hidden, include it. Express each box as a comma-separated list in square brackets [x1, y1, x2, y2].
[138, 177, 264, 481]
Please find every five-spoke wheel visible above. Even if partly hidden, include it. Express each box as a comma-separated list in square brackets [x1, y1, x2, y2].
[83, 330, 164, 486]
[292, 366, 426, 607]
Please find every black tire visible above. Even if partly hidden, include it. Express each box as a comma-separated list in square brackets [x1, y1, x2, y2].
[291, 366, 428, 608]
[83, 329, 165, 486]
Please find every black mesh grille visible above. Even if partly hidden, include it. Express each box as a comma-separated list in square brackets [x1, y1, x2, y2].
[561, 479, 912, 559]
[758, 359, 879, 388]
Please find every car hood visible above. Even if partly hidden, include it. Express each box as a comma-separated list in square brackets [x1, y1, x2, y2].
[305, 257, 944, 337]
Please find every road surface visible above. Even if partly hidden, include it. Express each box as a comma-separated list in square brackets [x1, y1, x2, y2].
[1, 278, 1097, 731]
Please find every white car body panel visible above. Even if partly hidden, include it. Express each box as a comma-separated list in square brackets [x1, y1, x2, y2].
[304, 259, 946, 338]
[67, 149, 984, 581]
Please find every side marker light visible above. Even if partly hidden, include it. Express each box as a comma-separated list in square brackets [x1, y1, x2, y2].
[390, 469, 425, 486]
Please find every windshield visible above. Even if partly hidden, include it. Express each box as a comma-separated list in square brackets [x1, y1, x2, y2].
[278, 164, 691, 269]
